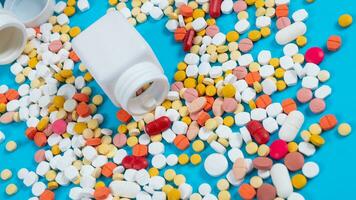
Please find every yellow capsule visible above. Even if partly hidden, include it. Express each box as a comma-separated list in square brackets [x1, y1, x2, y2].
[310, 134, 325, 147]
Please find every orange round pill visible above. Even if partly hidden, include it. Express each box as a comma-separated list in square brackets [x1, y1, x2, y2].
[173, 135, 190, 150]
[204, 96, 215, 111]
[175, 28, 187, 42]
[180, 5, 193, 17]
[76, 102, 91, 117]
[238, 184, 256, 200]
[276, 5, 289, 18]
[327, 35, 342, 51]
[132, 144, 148, 157]
[86, 138, 102, 146]
[319, 114, 338, 131]
[39, 190, 55, 200]
[5, 89, 19, 101]
[34, 132, 47, 147]
[197, 111, 211, 126]
[245, 72, 261, 86]
[94, 186, 111, 200]
[255, 94, 272, 109]
[73, 93, 89, 102]
[101, 162, 117, 178]
[282, 98, 297, 114]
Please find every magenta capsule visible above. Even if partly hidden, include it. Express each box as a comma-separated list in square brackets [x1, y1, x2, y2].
[144, 116, 172, 136]
[209, 0, 223, 18]
[246, 120, 270, 144]
[183, 29, 195, 52]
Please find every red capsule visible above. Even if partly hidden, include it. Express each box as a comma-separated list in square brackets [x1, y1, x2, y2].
[246, 120, 270, 144]
[183, 29, 195, 52]
[209, 0, 223, 18]
[144, 116, 172, 136]
[122, 155, 148, 170]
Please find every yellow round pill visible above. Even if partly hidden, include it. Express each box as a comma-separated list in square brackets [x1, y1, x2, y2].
[221, 84, 236, 98]
[190, 154, 202, 165]
[338, 14, 353, 28]
[245, 142, 258, 155]
[167, 188, 181, 200]
[309, 123, 322, 135]
[257, 144, 270, 157]
[192, 140, 205, 152]
[292, 174, 307, 189]
[296, 35, 307, 47]
[226, 31, 239, 42]
[288, 142, 298, 152]
[260, 27, 271, 38]
[174, 71, 186, 81]
[250, 176, 263, 188]
[5, 141, 17, 152]
[223, 116, 234, 127]
[217, 179, 230, 191]
[248, 30, 262, 42]
[173, 174, 186, 186]
[218, 190, 231, 200]
[148, 167, 159, 177]
[338, 123, 352, 136]
[205, 85, 217, 96]
[164, 169, 176, 181]
[1, 169, 12, 181]
[178, 154, 190, 165]
[5, 184, 17, 196]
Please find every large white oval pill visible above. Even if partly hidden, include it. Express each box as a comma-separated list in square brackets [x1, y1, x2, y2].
[275, 22, 307, 45]
[271, 163, 293, 198]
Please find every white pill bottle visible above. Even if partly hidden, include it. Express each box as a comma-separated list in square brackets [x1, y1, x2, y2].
[0, 0, 55, 64]
[73, 11, 169, 117]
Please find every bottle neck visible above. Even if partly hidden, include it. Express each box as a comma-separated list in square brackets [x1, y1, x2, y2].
[115, 61, 169, 117]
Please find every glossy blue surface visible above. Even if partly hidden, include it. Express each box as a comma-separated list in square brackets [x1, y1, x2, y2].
[0, 0, 355, 199]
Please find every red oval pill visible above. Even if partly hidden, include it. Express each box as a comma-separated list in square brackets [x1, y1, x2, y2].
[144, 116, 172, 136]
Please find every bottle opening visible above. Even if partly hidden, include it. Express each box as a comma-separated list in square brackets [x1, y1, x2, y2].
[0, 25, 25, 63]
[135, 82, 153, 96]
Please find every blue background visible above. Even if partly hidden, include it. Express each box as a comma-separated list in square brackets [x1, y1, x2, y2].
[0, 0, 356, 199]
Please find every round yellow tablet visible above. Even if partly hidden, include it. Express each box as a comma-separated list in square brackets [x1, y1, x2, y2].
[257, 144, 270, 157]
[190, 154, 202, 165]
[217, 179, 230, 191]
[292, 174, 307, 189]
[192, 140, 205, 152]
[5, 184, 17, 196]
[250, 176, 263, 188]
[5, 141, 17, 152]
[245, 142, 258, 155]
[164, 169, 176, 181]
[338, 123, 352, 136]
[173, 174, 186, 186]
[178, 154, 190, 165]
[1, 169, 12, 181]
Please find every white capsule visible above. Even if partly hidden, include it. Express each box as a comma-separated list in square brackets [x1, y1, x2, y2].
[271, 164, 293, 198]
[275, 22, 307, 45]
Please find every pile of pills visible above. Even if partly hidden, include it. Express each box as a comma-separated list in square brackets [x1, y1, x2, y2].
[0, 0, 353, 199]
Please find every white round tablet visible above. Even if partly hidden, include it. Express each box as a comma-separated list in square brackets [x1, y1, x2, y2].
[302, 162, 319, 178]
[166, 154, 178, 166]
[198, 183, 211, 196]
[288, 192, 305, 200]
[204, 153, 228, 177]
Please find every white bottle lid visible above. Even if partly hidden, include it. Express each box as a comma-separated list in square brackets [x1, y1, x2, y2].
[0, 0, 55, 65]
